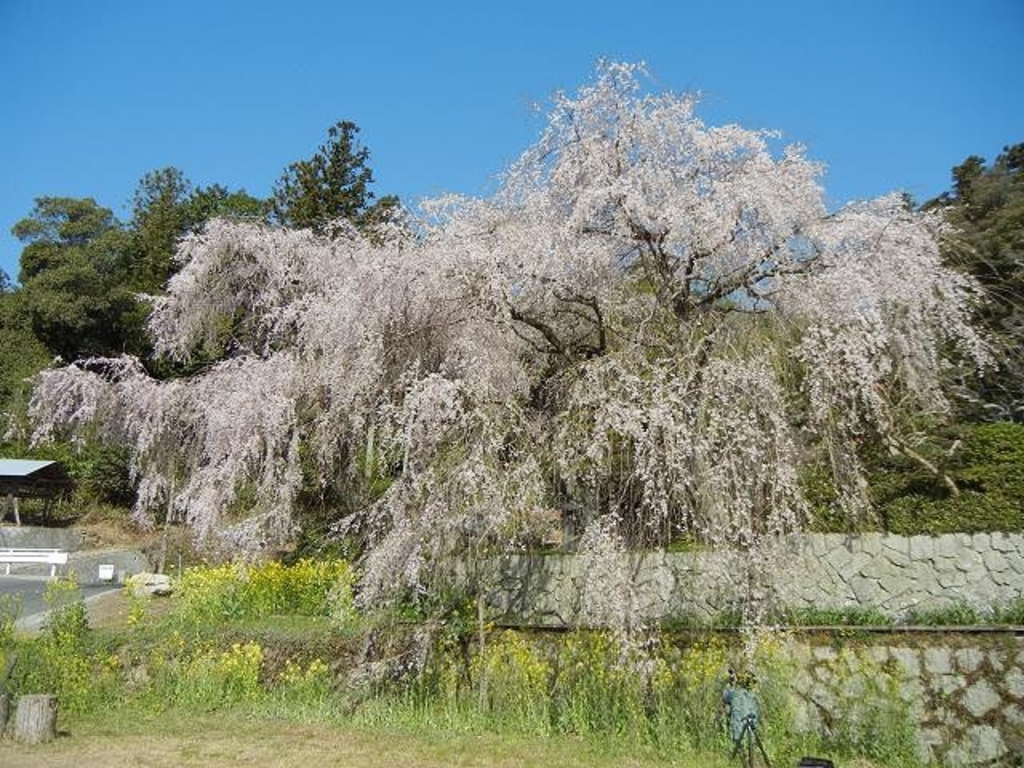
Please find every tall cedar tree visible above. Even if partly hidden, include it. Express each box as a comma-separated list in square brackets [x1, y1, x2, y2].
[270, 120, 397, 236]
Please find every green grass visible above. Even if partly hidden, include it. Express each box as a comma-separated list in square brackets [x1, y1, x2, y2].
[903, 602, 982, 626]
[779, 606, 894, 627]
[0, 707, 736, 768]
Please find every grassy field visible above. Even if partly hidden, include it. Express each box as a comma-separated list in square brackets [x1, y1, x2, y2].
[0, 709, 741, 768]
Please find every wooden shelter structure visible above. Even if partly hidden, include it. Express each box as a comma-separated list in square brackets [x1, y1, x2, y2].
[0, 459, 74, 525]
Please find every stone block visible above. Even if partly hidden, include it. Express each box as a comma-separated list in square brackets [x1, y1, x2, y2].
[126, 572, 173, 597]
[845, 551, 874, 580]
[970, 532, 991, 551]
[934, 534, 962, 559]
[891, 647, 921, 677]
[1004, 551, 1024, 574]
[942, 742, 969, 767]
[867, 645, 889, 666]
[899, 677, 925, 707]
[881, 534, 910, 555]
[937, 705, 959, 727]
[859, 556, 895, 581]
[937, 569, 968, 589]
[982, 549, 1009, 573]
[1006, 703, 1024, 726]
[806, 533, 831, 557]
[821, 542, 853, 573]
[989, 532, 1014, 553]
[877, 571, 916, 598]
[812, 645, 837, 662]
[908, 534, 935, 560]
[965, 725, 1007, 763]
[883, 548, 911, 569]
[850, 577, 886, 604]
[933, 674, 966, 697]
[955, 548, 983, 573]
[954, 648, 985, 675]
[917, 727, 943, 764]
[990, 569, 1015, 587]
[859, 534, 882, 556]
[963, 680, 1001, 717]
[924, 647, 953, 675]
[1003, 667, 1024, 699]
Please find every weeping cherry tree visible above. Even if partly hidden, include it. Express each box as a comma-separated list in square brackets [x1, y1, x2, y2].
[29, 63, 987, 625]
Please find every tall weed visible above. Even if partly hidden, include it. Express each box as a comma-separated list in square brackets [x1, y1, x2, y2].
[176, 558, 355, 624]
[170, 641, 265, 710]
[18, 578, 112, 713]
[473, 630, 551, 733]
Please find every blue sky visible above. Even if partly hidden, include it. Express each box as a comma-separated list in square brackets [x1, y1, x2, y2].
[1, 0, 1021, 281]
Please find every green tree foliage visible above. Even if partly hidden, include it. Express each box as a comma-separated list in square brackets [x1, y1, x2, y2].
[8, 173, 266, 366]
[928, 143, 1024, 420]
[11, 197, 145, 360]
[128, 167, 267, 294]
[270, 120, 398, 236]
[127, 167, 195, 293]
[0, 289, 52, 433]
[13, 197, 119, 282]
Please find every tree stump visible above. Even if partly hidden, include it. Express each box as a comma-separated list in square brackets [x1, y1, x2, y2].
[12, 694, 58, 743]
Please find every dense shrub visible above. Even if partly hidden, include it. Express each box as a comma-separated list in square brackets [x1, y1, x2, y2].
[808, 421, 1024, 534]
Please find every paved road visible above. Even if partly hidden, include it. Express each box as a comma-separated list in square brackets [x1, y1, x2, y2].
[0, 575, 119, 627]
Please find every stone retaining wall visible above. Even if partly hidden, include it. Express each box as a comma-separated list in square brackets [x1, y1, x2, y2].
[485, 532, 1024, 766]
[789, 635, 1024, 766]
[487, 532, 1024, 626]
[0, 525, 84, 552]
[778, 532, 1023, 618]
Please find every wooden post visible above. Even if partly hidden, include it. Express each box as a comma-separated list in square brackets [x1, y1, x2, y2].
[12, 694, 59, 743]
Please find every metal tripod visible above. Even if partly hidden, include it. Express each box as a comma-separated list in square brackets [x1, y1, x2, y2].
[730, 714, 772, 768]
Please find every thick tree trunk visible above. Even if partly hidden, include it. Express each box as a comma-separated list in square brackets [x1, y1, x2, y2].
[12, 694, 58, 743]
[0, 692, 10, 736]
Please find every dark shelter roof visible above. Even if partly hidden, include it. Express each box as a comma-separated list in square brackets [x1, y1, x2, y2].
[0, 459, 75, 499]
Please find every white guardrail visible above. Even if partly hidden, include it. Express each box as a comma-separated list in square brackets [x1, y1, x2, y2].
[0, 548, 69, 577]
